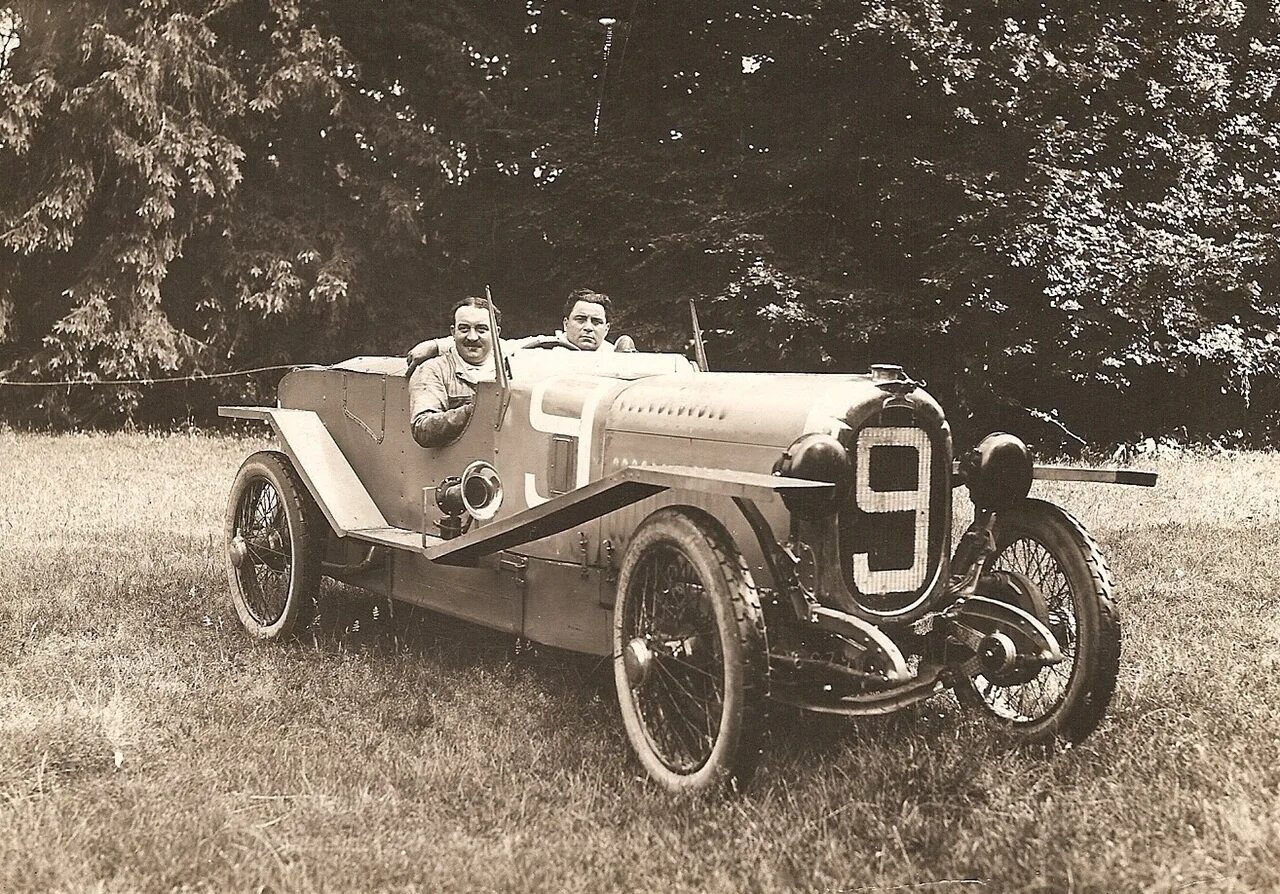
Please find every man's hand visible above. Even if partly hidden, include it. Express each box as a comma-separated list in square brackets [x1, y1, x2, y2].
[411, 401, 474, 448]
[406, 338, 442, 374]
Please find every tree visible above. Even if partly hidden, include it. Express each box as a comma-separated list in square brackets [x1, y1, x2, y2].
[4, 1, 1279, 443]
[0, 0, 479, 422]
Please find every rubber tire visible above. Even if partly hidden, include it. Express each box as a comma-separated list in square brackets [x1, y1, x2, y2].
[225, 450, 324, 640]
[954, 498, 1121, 745]
[613, 506, 768, 793]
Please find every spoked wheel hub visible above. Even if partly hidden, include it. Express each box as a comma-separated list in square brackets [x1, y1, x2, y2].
[973, 568, 1055, 686]
[229, 528, 287, 566]
[624, 633, 707, 689]
[229, 534, 251, 569]
[977, 631, 1018, 677]
[623, 636, 656, 689]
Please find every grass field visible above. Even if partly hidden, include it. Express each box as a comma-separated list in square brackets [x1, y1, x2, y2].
[2, 431, 1278, 893]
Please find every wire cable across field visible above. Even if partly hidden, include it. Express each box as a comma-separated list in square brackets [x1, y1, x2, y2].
[0, 364, 311, 387]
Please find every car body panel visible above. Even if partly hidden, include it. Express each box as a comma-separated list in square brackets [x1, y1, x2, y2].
[424, 463, 830, 567]
[279, 364, 497, 531]
[262, 351, 868, 652]
[389, 550, 519, 635]
[237, 350, 956, 648]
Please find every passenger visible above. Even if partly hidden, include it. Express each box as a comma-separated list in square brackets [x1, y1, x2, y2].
[559, 288, 613, 351]
[408, 296, 499, 448]
[405, 288, 632, 374]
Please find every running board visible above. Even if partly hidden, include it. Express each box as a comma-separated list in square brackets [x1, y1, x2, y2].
[347, 526, 428, 551]
[425, 464, 833, 567]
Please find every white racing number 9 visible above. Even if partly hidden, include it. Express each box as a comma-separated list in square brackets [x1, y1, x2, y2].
[852, 426, 932, 595]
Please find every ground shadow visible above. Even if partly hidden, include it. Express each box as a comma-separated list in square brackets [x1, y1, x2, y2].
[306, 582, 617, 701]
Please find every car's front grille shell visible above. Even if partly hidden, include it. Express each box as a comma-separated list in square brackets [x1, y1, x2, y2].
[837, 404, 951, 620]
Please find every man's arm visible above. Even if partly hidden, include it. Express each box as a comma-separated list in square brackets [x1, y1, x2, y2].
[408, 358, 473, 448]
[411, 404, 473, 447]
[408, 335, 523, 372]
[405, 336, 454, 374]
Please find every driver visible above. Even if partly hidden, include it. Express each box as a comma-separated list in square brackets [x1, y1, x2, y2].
[406, 289, 630, 374]
[408, 296, 499, 448]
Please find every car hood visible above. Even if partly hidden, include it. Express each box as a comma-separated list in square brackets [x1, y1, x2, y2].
[605, 372, 908, 447]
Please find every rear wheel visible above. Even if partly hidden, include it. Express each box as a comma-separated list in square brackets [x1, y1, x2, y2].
[225, 451, 323, 639]
[954, 499, 1121, 745]
[613, 507, 768, 793]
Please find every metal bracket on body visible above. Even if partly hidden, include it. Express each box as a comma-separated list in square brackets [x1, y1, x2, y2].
[602, 539, 617, 583]
[952, 461, 1158, 488]
[499, 553, 528, 594]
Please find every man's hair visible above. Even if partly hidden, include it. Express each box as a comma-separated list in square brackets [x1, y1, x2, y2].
[562, 289, 612, 319]
[452, 295, 501, 325]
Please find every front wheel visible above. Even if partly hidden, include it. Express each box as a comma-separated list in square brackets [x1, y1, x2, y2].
[225, 451, 324, 640]
[954, 499, 1121, 745]
[613, 507, 768, 793]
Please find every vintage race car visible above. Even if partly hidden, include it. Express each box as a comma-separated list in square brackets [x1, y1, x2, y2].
[220, 334, 1155, 792]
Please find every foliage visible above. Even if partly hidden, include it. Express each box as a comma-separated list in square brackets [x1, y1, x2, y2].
[0, 0, 471, 422]
[2, 1, 1279, 441]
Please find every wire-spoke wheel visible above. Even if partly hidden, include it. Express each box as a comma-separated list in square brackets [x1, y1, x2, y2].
[613, 507, 767, 793]
[225, 451, 323, 640]
[955, 499, 1121, 745]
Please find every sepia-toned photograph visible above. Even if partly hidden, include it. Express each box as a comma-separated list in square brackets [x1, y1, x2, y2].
[1, 2, 1277, 891]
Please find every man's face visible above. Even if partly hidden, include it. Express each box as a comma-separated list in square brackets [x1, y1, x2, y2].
[562, 300, 609, 350]
[452, 305, 493, 366]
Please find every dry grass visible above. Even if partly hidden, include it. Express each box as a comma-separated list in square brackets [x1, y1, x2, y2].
[1, 432, 1278, 892]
